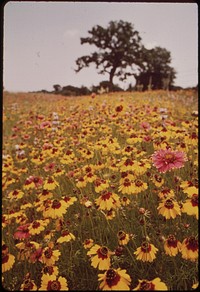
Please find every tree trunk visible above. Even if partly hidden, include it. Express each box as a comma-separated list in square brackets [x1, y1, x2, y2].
[109, 67, 116, 89]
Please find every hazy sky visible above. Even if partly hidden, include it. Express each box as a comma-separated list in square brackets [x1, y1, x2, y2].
[3, 1, 198, 92]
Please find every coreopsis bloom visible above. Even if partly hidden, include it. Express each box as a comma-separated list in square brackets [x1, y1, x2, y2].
[62, 196, 77, 208]
[43, 177, 59, 190]
[98, 268, 131, 290]
[180, 181, 198, 195]
[157, 198, 181, 219]
[76, 176, 87, 188]
[158, 187, 175, 199]
[83, 238, 94, 249]
[120, 196, 131, 206]
[164, 234, 182, 256]
[118, 177, 135, 195]
[181, 193, 198, 219]
[133, 278, 168, 290]
[40, 247, 61, 266]
[134, 241, 158, 262]
[132, 179, 148, 194]
[87, 244, 113, 270]
[181, 236, 198, 262]
[42, 265, 59, 277]
[94, 178, 110, 193]
[20, 273, 37, 291]
[39, 275, 69, 291]
[152, 148, 187, 173]
[95, 191, 121, 211]
[56, 230, 75, 243]
[28, 219, 49, 235]
[2, 243, 15, 272]
[7, 189, 24, 200]
[117, 231, 130, 245]
[43, 199, 67, 219]
[151, 174, 164, 188]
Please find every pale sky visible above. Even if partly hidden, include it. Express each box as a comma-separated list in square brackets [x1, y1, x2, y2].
[3, 1, 198, 92]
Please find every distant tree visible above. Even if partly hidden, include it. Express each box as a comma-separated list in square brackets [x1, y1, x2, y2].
[75, 20, 143, 89]
[134, 46, 176, 90]
[53, 84, 62, 93]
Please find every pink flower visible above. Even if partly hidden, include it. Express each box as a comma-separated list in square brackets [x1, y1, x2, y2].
[152, 148, 187, 173]
[14, 223, 30, 239]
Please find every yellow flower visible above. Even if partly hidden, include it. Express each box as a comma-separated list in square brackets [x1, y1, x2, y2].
[158, 188, 175, 199]
[117, 231, 130, 245]
[20, 274, 37, 291]
[28, 219, 49, 235]
[41, 247, 61, 266]
[43, 177, 59, 190]
[98, 268, 131, 290]
[83, 238, 94, 249]
[133, 277, 168, 290]
[43, 199, 67, 219]
[94, 178, 110, 193]
[39, 274, 69, 291]
[57, 230, 75, 243]
[134, 241, 158, 262]
[41, 265, 59, 277]
[181, 193, 198, 219]
[164, 234, 182, 256]
[151, 174, 164, 188]
[2, 253, 15, 273]
[157, 198, 181, 219]
[87, 244, 113, 270]
[95, 191, 120, 210]
[181, 236, 198, 262]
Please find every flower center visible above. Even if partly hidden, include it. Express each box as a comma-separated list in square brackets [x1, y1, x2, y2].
[24, 279, 34, 290]
[2, 254, 9, 264]
[106, 269, 120, 287]
[164, 199, 174, 209]
[186, 236, 198, 252]
[101, 192, 112, 201]
[118, 231, 126, 240]
[44, 248, 53, 259]
[44, 266, 54, 275]
[140, 281, 155, 290]
[191, 194, 198, 207]
[135, 179, 143, 187]
[167, 235, 177, 248]
[52, 200, 61, 209]
[141, 242, 151, 253]
[48, 280, 61, 291]
[164, 153, 175, 163]
[32, 221, 40, 229]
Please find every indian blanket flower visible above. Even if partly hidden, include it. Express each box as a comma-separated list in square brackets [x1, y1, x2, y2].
[98, 268, 131, 290]
[181, 236, 198, 262]
[40, 247, 61, 266]
[2, 243, 15, 272]
[39, 274, 69, 291]
[157, 198, 181, 219]
[152, 148, 187, 173]
[14, 223, 31, 240]
[134, 241, 158, 262]
[164, 234, 182, 256]
[87, 244, 113, 270]
[133, 278, 168, 290]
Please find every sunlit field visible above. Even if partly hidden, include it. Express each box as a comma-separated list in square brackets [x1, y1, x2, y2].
[2, 90, 198, 291]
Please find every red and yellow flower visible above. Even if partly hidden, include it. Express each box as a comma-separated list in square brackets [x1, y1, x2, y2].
[134, 241, 158, 262]
[87, 244, 113, 270]
[133, 277, 168, 290]
[164, 234, 182, 256]
[157, 198, 181, 219]
[39, 275, 69, 291]
[181, 236, 198, 262]
[98, 268, 131, 290]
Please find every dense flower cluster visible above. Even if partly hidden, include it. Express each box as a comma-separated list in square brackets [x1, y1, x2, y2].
[2, 90, 198, 290]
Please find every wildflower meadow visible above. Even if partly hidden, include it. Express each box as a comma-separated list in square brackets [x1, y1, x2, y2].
[2, 89, 198, 290]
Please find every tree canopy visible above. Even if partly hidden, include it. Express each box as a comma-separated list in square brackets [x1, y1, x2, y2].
[75, 20, 143, 86]
[75, 20, 176, 91]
